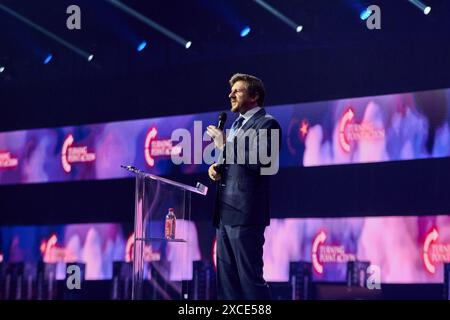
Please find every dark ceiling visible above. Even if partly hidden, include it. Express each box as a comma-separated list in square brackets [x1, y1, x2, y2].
[1, 0, 449, 131]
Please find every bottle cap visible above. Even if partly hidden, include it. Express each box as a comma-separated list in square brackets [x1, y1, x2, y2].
[168, 208, 174, 212]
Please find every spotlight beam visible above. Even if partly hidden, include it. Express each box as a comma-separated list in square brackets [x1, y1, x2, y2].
[106, 0, 192, 48]
[0, 66, 5, 73]
[0, 3, 93, 61]
[408, 0, 431, 15]
[254, 0, 303, 32]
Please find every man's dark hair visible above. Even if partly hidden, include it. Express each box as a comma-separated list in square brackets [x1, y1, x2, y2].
[229, 73, 265, 107]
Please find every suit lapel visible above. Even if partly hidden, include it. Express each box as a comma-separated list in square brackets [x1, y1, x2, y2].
[230, 108, 266, 161]
[239, 108, 266, 133]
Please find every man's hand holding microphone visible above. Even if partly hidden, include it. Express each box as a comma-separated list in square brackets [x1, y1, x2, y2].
[206, 112, 227, 181]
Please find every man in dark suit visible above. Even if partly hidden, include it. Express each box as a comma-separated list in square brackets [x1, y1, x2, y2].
[206, 73, 281, 300]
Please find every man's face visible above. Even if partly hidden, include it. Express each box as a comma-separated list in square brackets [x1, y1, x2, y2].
[228, 80, 256, 113]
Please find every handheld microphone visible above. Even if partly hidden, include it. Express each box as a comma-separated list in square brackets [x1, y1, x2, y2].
[214, 112, 227, 173]
[217, 112, 227, 131]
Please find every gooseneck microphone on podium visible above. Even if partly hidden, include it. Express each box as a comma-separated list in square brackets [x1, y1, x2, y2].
[214, 112, 227, 174]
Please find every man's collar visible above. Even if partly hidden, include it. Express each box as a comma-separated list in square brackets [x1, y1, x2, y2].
[240, 106, 261, 120]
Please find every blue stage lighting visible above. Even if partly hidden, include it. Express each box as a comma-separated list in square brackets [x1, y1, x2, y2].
[137, 41, 147, 52]
[408, 0, 431, 15]
[360, 8, 372, 20]
[240, 26, 251, 37]
[43, 54, 53, 64]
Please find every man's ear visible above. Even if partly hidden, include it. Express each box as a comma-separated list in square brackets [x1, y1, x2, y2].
[251, 93, 259, 104]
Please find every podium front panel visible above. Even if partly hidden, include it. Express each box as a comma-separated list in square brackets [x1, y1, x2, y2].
[132, 175, 192, 300]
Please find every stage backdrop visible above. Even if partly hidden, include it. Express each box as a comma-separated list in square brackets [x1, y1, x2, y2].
[1, 214, 449, 283]
[1, 88, 450, 185]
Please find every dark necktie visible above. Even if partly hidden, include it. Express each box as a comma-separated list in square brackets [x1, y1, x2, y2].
[231, 116, 244, 131]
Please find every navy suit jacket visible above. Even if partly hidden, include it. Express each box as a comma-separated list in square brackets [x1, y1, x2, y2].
[213, 108, 281, 227]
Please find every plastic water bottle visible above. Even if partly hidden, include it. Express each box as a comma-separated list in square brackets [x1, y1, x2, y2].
[164, 208, 176, 240]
